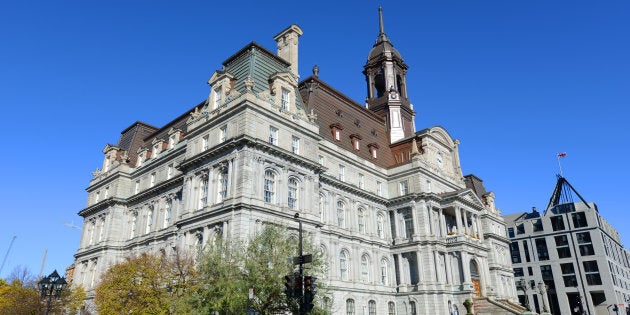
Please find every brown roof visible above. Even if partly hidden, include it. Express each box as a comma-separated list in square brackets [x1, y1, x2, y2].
[299, 76, 396, 168]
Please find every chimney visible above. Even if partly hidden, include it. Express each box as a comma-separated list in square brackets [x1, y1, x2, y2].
[273, 25, 303, 78]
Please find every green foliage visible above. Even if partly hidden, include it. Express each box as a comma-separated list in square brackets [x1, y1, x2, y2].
[0, 266, 85, 315]
[95, 251, 197, 315]
[181, 225, 328, 314]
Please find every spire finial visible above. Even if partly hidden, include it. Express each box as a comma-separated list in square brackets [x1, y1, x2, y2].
[378, 6, 385, 36]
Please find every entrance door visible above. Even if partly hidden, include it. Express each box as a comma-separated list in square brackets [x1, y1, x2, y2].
[470, 260, 481, 296]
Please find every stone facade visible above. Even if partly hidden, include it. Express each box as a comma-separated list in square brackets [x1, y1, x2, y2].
[505, 177, 630, 315]
[72, 9, 517, 314]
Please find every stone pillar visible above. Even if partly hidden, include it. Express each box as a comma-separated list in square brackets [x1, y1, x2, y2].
[445, 253, 452, 284]
[438, 208, 446, 237]
[455, 207, 462, 234]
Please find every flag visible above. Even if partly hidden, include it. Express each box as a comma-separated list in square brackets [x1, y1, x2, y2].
[557, 152, 567, 158]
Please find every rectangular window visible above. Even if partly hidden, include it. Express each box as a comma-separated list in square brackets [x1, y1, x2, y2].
[557, 246, 572, 258]
[583, 261, 602, 285]
[281, 88, 289, 110]
[532, 219, 543, 232]
[134, 180, 140, 194]
[213, 87, 222, 109]
[358, 173, 364, 189]
[202, 135, 209, 151]
[579, 244, 595, 256]
[555, 235, 568, 246]
[376, 181, 382, 196]
[269, 126, 278, 145]
[523, 240, 531, 262]
[535, 238, 549, 261]
[399, 180, 409, 195]
[510, 242, 522, 263]
[508, 227, 515, 238]
[338, 165, 345, 181]
[514, 267, 524, 277]
[572, 212, 588, 228]
[217, 168, 228, 203]
[516, 224, 525, 234]
[577, 232, 591, 243]
[291, 136, 300, 154]
[104, 187, 109, 199]
[550, 215, 565, 231]
[540, 265, 553, 280]
[220, 125, 227, 143]
[150, 173, 156, 187]
[318, 155, 324, 165]
[334, 129, 341, 141]
[352, 138, 360, 150]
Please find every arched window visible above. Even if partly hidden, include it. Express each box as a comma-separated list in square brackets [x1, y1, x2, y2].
[381, 258, 389, 285]
[388, 301, 396, 315]
[377, 214, 385, 239]
[163, 199, 172, 229]
[130, 213, 137, 239]
[340, 250, 349, 280]
[337, 201, 345, 227]
[409, 301, 417, 315]
[368, 300, 376, 315]
[145, 208, 153, 234]
[361, 254, 370, 283]
[217, 167, 228, 202]
[288, 177, 298, 209]
[199, 175, 208, 209]
[358, 208, 366, 233]
[346, 299, 355, 315]
[264, 170, 276, 203]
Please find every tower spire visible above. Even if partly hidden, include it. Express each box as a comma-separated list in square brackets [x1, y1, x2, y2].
[376, 6, 389, 44]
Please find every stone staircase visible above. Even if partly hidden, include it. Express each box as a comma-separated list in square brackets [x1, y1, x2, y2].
[473, 296, 529, 315]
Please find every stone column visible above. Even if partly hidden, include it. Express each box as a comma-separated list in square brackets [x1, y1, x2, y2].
[438, 208, 446, 237]
[445, 253, 452, 284]
[455, 207, 462, 234]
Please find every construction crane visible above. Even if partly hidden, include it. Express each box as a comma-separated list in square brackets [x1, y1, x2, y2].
[0, 236, 17, 276]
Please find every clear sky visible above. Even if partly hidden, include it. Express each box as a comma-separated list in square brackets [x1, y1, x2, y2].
[1, 1, 628, 279]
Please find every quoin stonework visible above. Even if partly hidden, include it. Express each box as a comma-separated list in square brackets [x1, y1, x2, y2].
[72, 8, 522, 314]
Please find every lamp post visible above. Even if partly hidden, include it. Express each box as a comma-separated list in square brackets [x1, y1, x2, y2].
[38, 270, 67, 315]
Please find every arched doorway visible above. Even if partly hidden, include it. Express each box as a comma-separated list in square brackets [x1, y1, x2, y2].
[470, 260, 482, 296]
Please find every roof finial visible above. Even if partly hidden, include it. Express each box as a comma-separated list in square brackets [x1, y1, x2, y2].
[378, 6, 385, 35]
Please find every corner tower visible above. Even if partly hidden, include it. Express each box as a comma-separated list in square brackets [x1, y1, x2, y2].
[364, 7, 415, 143]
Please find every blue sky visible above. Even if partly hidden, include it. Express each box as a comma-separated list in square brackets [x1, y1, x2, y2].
[0, 1, 628, 279]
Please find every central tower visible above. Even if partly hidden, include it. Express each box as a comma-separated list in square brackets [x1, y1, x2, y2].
[364, 7, 415, 143]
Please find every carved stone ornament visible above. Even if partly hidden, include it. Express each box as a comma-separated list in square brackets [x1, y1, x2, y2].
[244, 76, 254, 91]
[187, 106, 201, 123]
[92, 168, 102, 177]
[307, 109, 317, 123]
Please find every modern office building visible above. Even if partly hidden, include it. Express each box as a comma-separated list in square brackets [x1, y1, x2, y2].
[505, 176, 630, 315]
[72, 8, 520, 314]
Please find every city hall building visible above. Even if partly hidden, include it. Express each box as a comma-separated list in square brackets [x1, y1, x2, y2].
[72, 9, 520, 314]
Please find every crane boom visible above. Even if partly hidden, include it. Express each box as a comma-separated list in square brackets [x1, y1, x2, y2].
[0, 236, 17, 276]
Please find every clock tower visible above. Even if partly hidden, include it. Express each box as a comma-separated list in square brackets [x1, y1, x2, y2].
[364, 7, 415, 143]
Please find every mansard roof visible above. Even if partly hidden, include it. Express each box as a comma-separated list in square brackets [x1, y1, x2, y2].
[299, 75, 395, 168]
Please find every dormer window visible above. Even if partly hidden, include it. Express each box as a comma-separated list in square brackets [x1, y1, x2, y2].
[152, 143, 160, 158]
[330, 123, 343, 141]
[281, 88, 290, 111]
[368, 143, 379, 159]
[350, 134, 362, 151]
[168, 134, 176, 149]
[213, 86, 222, 110]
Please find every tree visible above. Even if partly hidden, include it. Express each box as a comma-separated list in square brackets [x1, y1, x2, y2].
[94, 251, 196, 315]
[0, 266, 85, 315]
[182, 225, 327, 314]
